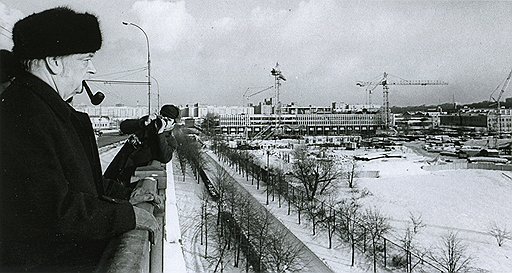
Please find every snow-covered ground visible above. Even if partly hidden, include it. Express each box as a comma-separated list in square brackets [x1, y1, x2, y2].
[102, 140, 512, 272]
[353, 147, 512, 273]
[256, 140, 512, 273]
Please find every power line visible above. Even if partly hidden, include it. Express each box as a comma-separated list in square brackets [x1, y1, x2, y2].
[0, 25, 12, 34]
[111, 69, 147, 81]
[87, 79, 149, 85]
[94, 66, 146, 78]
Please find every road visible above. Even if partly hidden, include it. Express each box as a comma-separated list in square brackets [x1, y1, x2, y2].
[97, 133, 128, 148]
[402, 141, 434, 158]
[204, 152, 335, 273]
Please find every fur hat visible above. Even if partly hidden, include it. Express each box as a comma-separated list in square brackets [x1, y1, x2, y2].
[160, 105, 181, 119]
[12, 7, 102, 60]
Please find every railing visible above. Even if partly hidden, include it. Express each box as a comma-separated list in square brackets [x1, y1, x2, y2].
[96, 161, 167, 273]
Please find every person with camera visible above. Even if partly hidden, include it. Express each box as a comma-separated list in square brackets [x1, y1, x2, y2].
[0, 7, 158, 271]
[104, 104, 180, 187]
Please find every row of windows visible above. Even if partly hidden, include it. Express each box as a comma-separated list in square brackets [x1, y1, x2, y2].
[219, 114, 382, 126]
[221, 126, 376, 131]
[220, 121, 381, 126]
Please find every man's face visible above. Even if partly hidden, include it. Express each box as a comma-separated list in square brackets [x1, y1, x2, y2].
[56, 53, 96, 101]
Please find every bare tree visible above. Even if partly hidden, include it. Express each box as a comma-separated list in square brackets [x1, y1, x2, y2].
[291, 145, 343, 200]
[409, 212, 426, 234]
[209, 215, 231, 273]
[344, 158, 358, 188]
[488, 222, 511, 247]
[395, 226, 426, 271]
[428, 231, 472, 273]
[262, 226, 306, 272]
[249, 208, 272, 272]
[174, 127, 205, 182]
[210, 164, 232, 225]
[335, 197, 362, 266]
[393, 211, 428, 271]
[362, 207, 391, 273]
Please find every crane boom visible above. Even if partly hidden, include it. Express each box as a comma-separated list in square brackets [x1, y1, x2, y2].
[356, 72, 448, 129]
[489, 68, 512, 136]
[356, 72, 448, 87]
[490, 69, 512, 103]
[243, 86, 274, 99]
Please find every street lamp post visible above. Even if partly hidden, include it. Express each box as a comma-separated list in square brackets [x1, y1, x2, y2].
[151, 76, 160, 111]
[122, 21, 151, 114]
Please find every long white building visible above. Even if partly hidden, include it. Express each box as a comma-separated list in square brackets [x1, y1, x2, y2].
[74, 104, 148, 130]
[181, 101, 384, 136]
[219, 112, 382, 136]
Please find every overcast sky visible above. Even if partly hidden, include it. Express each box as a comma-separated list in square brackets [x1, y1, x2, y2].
[1, 0, 512, 109]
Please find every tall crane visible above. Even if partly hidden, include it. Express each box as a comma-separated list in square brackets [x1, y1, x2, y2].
[356, 72, 448, 129]
[489, 68, 512, 136]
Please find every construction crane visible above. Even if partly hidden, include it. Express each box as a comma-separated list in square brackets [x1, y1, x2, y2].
[356, 72, 448, 129]
[489, 68, 512, 136]
[243, 86, 274, 103]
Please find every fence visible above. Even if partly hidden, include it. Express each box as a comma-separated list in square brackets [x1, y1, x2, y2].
[422, 161, 512, 172]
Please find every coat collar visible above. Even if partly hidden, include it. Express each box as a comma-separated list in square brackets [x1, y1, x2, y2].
[17, 72, 73, 120]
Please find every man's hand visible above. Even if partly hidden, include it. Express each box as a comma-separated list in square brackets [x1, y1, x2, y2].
[144, 114, 158, 126]
[133, 206, 159, 234]
[129, 186, 155, 205]
[130, 181, 164, 209]
[156, 118, 175, 134]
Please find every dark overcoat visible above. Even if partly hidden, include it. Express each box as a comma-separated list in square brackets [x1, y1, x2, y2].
[104, 117, 176, 186]
[0, 73, 135, 271]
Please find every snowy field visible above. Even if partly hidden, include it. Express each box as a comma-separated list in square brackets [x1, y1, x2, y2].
[352, 147, 512, 273]
[257, 140, 512, 273]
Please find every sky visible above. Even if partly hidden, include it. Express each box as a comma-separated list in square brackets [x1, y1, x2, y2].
[1, 0, 512, 109]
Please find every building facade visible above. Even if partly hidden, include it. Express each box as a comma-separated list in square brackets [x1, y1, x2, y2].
[439, 108, 512, 135]
[74, 104, 148, 130]
[180, 101, 384, 137]
[218, 112, 382, 137]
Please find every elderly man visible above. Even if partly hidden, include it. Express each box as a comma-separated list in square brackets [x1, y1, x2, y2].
[0, 7, 158, 271]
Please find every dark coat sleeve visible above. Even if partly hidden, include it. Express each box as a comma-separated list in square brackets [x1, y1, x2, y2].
[102, 178, 132, 200]
[119, 117, 147, 135]
[148, 129, 176, 164]
[1, 96, 135, 242]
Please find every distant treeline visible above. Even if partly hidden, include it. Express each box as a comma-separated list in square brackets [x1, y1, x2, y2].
[391, 97, 512, 114]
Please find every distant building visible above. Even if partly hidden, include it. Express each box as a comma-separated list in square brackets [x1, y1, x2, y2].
[394, 110, 446, 135]
[74, 104, 148, 130]
[181, 103, 254, 118]
[219, 112, 382, 137]
[439, 108, 512, 135]
[180, 101, 384, 137]
[89, 116, 116, 130]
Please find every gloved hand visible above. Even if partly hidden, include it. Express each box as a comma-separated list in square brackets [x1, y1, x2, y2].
[133, 206, 159, 234]
[144, 114, 158, 126]
[156, 118, 175, 134]
[130, 182, 165, 209]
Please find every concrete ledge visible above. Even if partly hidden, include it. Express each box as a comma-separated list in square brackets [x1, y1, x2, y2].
[97, 162, 162, 273]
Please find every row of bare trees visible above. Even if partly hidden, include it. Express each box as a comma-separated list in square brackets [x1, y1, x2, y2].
[174, 134, 306, 272]
[210, 139, 479, 273]
[198, 163, 306, 272]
